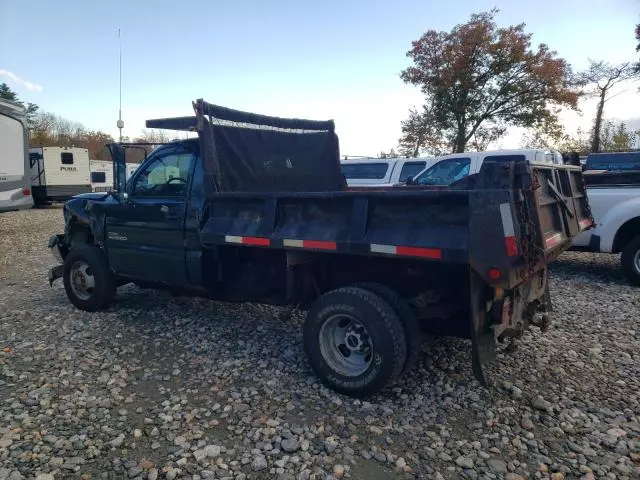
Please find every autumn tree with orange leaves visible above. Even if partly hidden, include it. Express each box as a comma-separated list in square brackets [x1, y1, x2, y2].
[400, 10, 581, 153]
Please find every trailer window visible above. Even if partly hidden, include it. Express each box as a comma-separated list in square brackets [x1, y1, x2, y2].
[61, 152, 74, 164]
[91, 172, 106, 183]
[398, 161, 426, 182]
[416, 158, 470, 186]
[340, 162, 389, 179]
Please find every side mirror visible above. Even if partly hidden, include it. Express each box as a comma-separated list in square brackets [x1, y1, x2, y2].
[405, 176, 415, 185]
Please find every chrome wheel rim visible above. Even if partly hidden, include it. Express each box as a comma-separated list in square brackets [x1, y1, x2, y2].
[69, 261, 95, 301]
[319, 314, 373, 377]
[634, 249, 640, 274]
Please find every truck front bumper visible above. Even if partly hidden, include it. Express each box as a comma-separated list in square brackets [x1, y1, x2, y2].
[48, 234, 66, 286]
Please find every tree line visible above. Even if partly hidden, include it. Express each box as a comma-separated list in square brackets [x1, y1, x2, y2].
[3, 11, 640, 160]
[0, 83, 175, 163]
[397, 9, 640, 156]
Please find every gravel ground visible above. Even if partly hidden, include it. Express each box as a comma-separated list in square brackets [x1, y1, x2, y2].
[1, 207, 639, 480]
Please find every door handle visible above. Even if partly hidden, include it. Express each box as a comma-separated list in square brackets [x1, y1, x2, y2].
[160, 205, 180, 220]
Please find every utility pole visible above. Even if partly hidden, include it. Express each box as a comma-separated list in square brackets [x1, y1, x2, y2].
[116, 28, 124, 142]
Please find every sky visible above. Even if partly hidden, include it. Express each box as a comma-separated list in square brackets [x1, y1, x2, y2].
[1, 0, 639, 155]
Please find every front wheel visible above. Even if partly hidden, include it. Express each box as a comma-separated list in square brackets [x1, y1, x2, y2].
[63, 246, 116, 311]
[621, 235, 640, 286]
[303, 287, 407, 397]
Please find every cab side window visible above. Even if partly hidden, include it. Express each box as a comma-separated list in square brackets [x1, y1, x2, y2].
[132, 151, 194, 197]
[398, 161, 426, 182]
[416, 158, 471, 186]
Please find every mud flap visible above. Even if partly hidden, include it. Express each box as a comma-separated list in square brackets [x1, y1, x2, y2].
[469, 269, 496, 387]
[48, 265, 64, 286]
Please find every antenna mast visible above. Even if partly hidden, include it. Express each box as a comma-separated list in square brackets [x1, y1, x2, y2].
[116, 28, 124, 142]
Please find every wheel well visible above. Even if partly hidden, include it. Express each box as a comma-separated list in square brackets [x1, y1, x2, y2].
[612, 217, 640, 253]
[69, 224, 94, 246]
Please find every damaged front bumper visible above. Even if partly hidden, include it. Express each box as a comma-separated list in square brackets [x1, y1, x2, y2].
[47, 234, 66, 286]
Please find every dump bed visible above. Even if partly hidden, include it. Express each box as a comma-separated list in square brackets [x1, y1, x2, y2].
[199, 156, 592, 288]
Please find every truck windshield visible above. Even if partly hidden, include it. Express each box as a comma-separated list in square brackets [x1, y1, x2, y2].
[416, 158, 470, 186]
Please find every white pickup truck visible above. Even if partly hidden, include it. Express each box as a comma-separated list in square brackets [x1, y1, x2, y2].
[571, 170, 640, 285]
[408, 151, 640, 285]
[340, 157, 435, 186]
[407, 149, 564, 186]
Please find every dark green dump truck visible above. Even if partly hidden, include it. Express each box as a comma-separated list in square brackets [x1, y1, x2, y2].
[47, 99, 593, 397]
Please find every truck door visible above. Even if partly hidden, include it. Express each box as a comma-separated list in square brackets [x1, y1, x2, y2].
[105, 146, 195, 285]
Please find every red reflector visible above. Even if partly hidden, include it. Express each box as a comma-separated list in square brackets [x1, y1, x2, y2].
[303, 240, 336, 250]
[22, 188, 30, 196]
[396, 246, 442, 259]
[488, 268, 501, 281]
[579, 218, 592, 229]
[505, 236, 518, 256]
[545, 233, 563, 248]
[243, 236, 270, 247]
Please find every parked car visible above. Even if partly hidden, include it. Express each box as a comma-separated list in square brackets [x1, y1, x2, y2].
[572, 169, 640, 285]
[340, 157, 435, 186]
[406, 149, 564, 186]
[47, 100, 592, 397]
[407, 149, 640, 286]
[584, 151, 640, 172]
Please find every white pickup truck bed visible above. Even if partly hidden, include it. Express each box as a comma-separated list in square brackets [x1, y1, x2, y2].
[572, 171, 640, 285]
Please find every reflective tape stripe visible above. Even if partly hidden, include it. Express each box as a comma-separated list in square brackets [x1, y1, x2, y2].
[283, 239, 336, 250]
[303, 240, 336, 250]
[225, 237, 441, 258]
[371, 244, 441, 259]
[500, 203, 518, 256]
[225, 235, 270, 246]
[243, 236, 270, 246]
[505, 236, 518, 256]
[370, 244, 396, 254]
[225, 235, 243, 244]
[396, 246, 442, 259]
[283, 239, 304, 248]
[579, 218, 592, 229]
[545, 233, 563, 247]
[499, 203, 515, 237]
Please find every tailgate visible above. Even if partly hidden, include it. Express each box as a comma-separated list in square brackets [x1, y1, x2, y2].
[531, 164, 593, 253]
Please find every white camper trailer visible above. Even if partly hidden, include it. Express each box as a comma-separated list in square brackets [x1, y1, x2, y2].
[89, 159, 113, 192]
[90, 160, 140, 192]
[0, 99, 33, 212]
[29, 146, 92, 204]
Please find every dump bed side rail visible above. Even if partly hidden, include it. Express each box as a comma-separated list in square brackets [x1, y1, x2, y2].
[200, 190, 471, 264]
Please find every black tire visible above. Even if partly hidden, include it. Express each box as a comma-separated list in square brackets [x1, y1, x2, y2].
[303, 287, 407, 397]
[352, 282, 422, 378]
[621, 235, 640, 286]
[63, 246, 116, 311]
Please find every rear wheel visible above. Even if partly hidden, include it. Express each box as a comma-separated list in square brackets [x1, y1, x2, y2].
[304, 287, 407, 397]
[352, 282, 422, 378]
[621, 235, 640, 286]
[63, 246, 116, 311]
